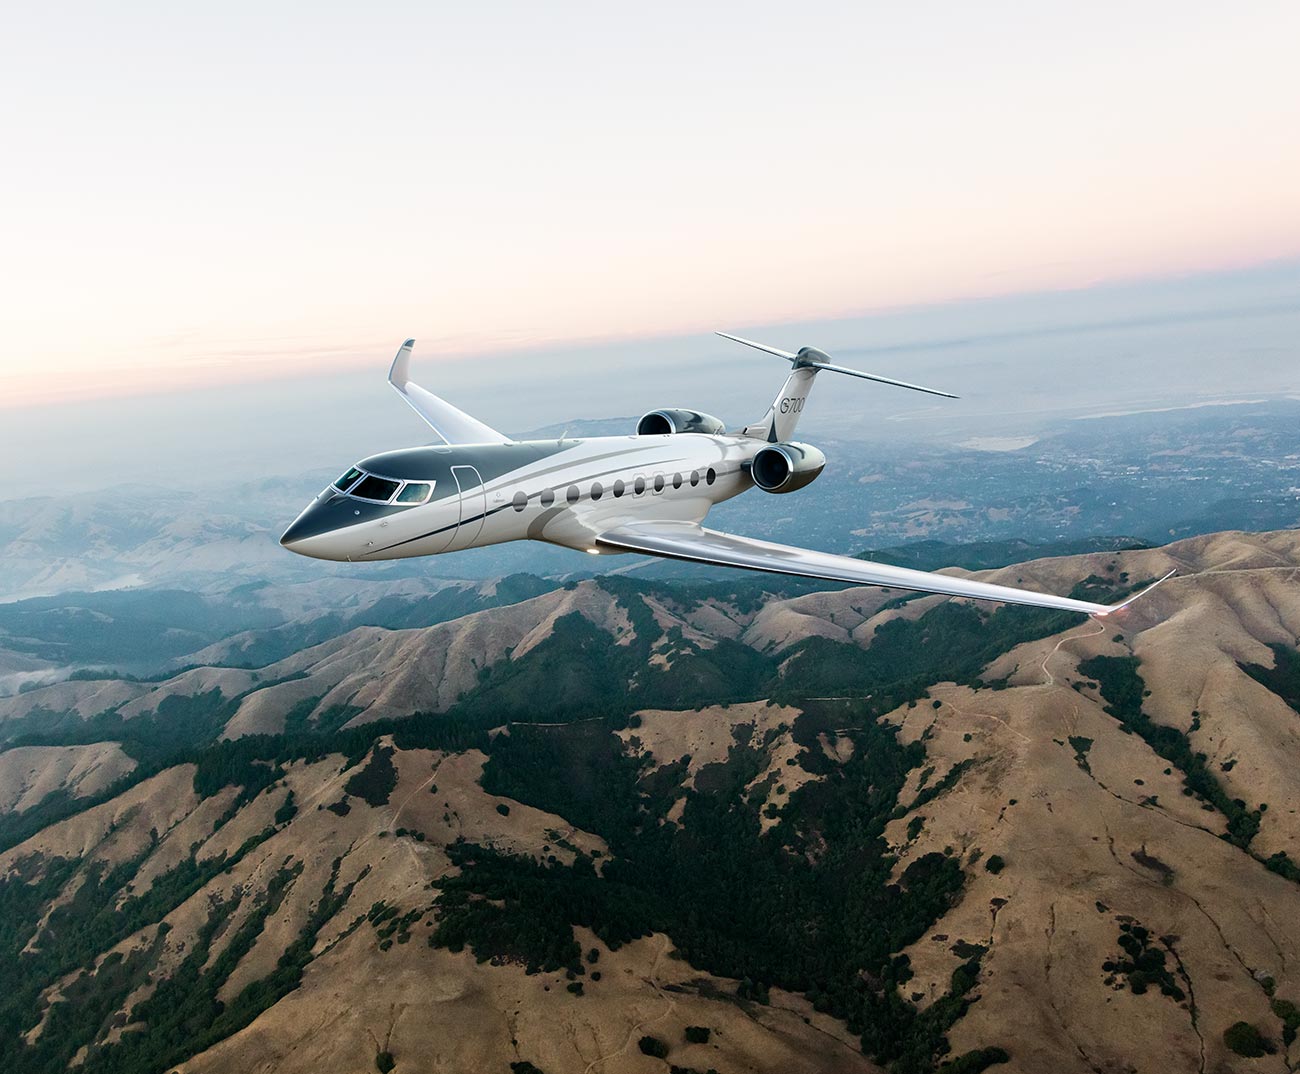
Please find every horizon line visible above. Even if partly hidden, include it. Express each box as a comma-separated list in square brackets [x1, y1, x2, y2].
[4, 253, 1298, 413]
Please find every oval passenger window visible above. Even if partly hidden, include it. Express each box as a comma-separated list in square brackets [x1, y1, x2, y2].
[512, 491, 527, 512]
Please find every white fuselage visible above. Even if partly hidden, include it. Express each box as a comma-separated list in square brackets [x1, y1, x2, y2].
[279, 337, 1160, 620]
[280, 433, 764, 563]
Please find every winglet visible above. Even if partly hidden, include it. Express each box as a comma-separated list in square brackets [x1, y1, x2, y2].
[1093, 568, 1177, 618]
[388, 338, 416, 390]
[384, 338, 511, 445]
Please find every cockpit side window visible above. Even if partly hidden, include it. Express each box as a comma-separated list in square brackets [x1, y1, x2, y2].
[351, 474, 401, 502]
[333, 466, 363, 492]
[394, 481, 433, 504]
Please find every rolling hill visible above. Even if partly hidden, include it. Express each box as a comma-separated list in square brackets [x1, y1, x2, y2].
[0, 530, 1298, 1073]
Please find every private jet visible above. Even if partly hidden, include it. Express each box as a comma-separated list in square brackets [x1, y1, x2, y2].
[280, 335, 1172, 617]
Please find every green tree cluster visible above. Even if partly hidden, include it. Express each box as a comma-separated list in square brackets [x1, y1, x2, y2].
[1077, 656, 1262, 848]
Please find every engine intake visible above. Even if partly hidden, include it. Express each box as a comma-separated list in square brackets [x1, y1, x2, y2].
[749, 442, 826, 494]
[636, 409, 726, 436]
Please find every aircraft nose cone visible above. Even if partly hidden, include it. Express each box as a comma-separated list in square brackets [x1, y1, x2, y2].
[279, 500, 338, 557]
[279, 494, 381, 561]
[279, 514, 312, 550]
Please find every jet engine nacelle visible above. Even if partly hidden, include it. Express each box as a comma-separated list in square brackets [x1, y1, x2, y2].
[636, 409, 727, 436]
[749, 441, 826, 494]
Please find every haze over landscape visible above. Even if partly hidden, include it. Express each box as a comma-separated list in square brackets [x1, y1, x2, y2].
[4, 258, 1298, 500]
[2, 3, 1300, 1074]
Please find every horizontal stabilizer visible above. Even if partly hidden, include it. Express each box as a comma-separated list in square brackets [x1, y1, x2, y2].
[388, 339, 511, 445]
[716, 332, 957, 399]
[597, 520, 1174, 618]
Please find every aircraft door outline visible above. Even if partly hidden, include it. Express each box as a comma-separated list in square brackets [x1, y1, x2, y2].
[449, 465, 486, 550]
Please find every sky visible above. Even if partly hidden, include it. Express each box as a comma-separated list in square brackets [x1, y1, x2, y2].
[2, 1, 1299, 413]
[4, 258, 1297, 498]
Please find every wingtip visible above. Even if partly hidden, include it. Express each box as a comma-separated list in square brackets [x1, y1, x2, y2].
[1093, 567, 1177, 618]
[389, 338, 415, 388]
[715, 332, 798, 361]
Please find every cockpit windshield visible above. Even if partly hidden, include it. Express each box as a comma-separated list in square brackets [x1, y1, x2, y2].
[332, 466, 363, 492]
[394, 482, 433, 504]
[330, 458, 439, 506]
[350, 474, 402, 502]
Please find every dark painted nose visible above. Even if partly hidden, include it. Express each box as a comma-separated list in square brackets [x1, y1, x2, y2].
[279, 514, 310, 548]
[279, 507, 317, 548]
[279, 493, 381, 560]
[279, 498, 333, 551]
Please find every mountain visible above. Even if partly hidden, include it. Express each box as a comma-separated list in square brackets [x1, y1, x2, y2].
[0, 574, 565, 686]
[0, 530, 1298, 1073]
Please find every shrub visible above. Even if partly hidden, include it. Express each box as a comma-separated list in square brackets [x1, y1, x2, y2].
[1224, 1021, 1273, 1058]
[639, 1035, 669, 1059]
[985, 855, 1005, 875]
[273, 790, 298, 825]
[345, 746, 398, 807]
[937, 1046, 1011, 1072]
[685, 1025, 711, 1044]
[376, 1050, 396, 1073]
[1273, 999, 1300, 1046]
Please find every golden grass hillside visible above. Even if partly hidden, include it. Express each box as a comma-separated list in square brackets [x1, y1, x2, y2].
[0, 529, 1297, 1074]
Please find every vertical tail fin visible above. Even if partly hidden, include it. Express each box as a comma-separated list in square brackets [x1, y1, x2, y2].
[742, 363, 821, 442]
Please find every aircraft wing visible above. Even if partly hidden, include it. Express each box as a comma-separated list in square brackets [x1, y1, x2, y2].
[595, 520, 1174, 618]
[388, 339, 512, 444]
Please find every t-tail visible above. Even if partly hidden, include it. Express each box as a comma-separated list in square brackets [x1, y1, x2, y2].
[716, 331, 958, 442]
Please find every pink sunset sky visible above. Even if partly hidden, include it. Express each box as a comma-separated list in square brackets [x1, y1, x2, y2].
[1, 1, 1298, 408]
